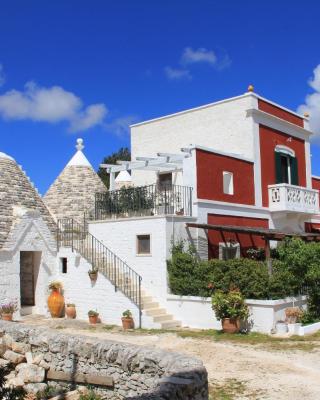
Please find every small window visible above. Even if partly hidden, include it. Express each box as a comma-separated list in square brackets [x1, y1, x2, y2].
[137, 235, 151, 255]
[61, 258, 67, 274]
[223, 171, 234, 195]
[219, 242, 240, 260]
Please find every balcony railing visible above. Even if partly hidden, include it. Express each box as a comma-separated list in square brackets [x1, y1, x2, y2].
[268, 184, 319, 214]
[94, 184, 193, 220]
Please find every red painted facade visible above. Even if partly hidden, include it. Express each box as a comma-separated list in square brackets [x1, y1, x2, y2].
[259, 125, 307, 207]
[258, 99, 304, 127]
[207, 213, 269, 259]
[196, 149, 255, 205]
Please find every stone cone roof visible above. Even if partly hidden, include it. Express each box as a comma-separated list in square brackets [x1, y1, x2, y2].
[0, 153, 56, 249]
[44, 139, 106, 222]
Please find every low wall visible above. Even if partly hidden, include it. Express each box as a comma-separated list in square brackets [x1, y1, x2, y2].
[166, 295, 307, 333]
[0, 321, 208, 399]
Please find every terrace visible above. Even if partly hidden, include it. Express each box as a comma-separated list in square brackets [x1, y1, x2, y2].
[94, 183, 193, 220]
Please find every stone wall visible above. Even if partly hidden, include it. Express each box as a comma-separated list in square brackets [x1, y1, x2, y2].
[0, 321, 208, 399]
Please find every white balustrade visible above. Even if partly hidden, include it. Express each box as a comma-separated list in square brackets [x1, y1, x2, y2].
[268, 184, 319, 214]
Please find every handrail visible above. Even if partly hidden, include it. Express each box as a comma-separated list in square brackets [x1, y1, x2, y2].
[57, 218, 142, 328]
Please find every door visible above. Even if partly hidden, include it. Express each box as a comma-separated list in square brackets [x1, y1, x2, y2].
[20, 252, 36, 306]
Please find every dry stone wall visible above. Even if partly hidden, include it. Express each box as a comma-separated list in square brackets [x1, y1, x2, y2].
[0, 321, 208, 399]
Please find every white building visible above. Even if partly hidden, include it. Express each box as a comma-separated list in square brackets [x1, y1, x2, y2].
[1, 88, 320, 332]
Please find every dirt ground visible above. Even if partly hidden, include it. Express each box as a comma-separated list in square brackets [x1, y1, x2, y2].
[21, 316, 320, 400]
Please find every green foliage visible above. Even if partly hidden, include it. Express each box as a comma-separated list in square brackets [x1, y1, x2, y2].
[0, 366, 25, 400]
[167, 241, 315, 301]
[211, 290, 249, 320]
[97, 147, 131, 188]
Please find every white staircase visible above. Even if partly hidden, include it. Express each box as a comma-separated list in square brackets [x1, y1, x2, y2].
[57, 218, 181, 329]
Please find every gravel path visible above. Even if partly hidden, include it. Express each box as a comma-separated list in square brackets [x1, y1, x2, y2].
[21, 316, 320, 399]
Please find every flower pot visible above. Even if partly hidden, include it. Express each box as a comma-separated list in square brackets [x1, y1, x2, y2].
[48, 289, 64, 318]
[1, 313, 13, 321]
[222, 318, 240, 334]
[122, 317, 134, 330]
[276, 322, 288, 335]
[88, 271, 98, 281]
[89, 315, 99, 324]
[65, 305, 76, 319]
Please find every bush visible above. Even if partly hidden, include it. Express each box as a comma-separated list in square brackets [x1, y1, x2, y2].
[167, 242, 305, 300]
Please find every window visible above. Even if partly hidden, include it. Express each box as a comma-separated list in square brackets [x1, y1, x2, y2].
[219, 242, 240, 260]
[61, 257, 67, 274]
[223, 171, 234, 195]
[137, 235, 151, 255]
[275, 150, 298, 185]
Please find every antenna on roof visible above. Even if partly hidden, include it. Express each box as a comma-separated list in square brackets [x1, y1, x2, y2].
[76, 138, 84, 151]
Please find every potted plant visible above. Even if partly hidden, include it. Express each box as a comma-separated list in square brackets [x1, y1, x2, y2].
[285, 307, 303, 335]
[212, 290, 249, 333]
[47, 281, 64, 318]
[88, 310, 99, 324]
[121, 309, 134, 330]
[0, 301, 18, 321]
[65, 303, 76, 319]
[88, 268, 98, 281]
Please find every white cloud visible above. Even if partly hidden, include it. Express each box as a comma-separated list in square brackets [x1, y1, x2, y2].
[164, 66, 192, 81]
[181, 47, 217, 66]
[0, 64, 5, 87]
[297, 64, 320, 137]
[104, 115, 138, 137]
[0, 81, 107, 132]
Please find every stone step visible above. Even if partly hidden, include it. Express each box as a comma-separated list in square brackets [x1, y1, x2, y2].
[142, 301, 160, 310]
[161, 320, 181, 329]
[145, 308, 167, 317]
[153, 314, 173, 323]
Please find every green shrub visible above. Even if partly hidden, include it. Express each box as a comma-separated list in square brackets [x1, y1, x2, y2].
[167, 241, 310, 301]
[211, 290, 249, 320]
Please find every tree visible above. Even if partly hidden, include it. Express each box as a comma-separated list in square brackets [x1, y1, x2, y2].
[97, 147, 131, 189]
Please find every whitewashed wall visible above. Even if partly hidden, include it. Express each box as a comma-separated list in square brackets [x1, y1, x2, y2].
[0, 213, 57, 318]
[131, 94, 256, 187]
[57, 248, 156, 328]
[166, 294, 307, 333]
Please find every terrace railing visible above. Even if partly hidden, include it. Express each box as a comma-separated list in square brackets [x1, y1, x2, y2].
[57, 218, 142, 327]
[94, 184, 193, 220]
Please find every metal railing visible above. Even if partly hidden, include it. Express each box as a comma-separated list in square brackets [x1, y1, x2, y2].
[57, 218, 142, 328]
[94, 184, 193, 220]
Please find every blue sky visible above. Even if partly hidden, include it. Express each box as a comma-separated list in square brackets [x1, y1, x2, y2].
[1, 0, 320, 193]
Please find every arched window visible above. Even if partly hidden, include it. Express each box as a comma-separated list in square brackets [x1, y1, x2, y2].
[274, 146, 298, 185]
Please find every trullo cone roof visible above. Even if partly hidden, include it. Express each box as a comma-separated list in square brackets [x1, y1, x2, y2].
[44, 139, 106, 222]
[0, 152, 56, 249]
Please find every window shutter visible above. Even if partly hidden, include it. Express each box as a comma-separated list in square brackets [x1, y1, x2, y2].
[275, 151, 282, 183]
[290, 157, 299, 186]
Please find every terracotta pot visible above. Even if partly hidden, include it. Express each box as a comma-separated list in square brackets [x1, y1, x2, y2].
[122, 317, 134, 330]
[89, 315, 99, 324]
[222, 318, 240, 334]
[89, 271, 98, 281]
[48, 289, 64, 318]
[1, 313, 13, 321]
[65, 305, 76, 319]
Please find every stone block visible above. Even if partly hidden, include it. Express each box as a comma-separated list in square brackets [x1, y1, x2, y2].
[3, 350, 25, 364]
[16, 363, 45, 383]
[12, 341, 31, 354]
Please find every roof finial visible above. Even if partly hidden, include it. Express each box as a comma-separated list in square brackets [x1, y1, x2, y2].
[76, 138, 84, 151]
[247, 84, 254, 92]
